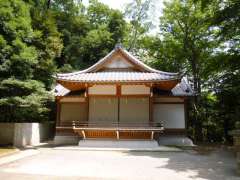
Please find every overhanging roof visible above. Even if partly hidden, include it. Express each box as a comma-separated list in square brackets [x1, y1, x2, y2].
[56, 72, 179, 83]
[55, 46, 180, 83]
[53, 77, 194, 97]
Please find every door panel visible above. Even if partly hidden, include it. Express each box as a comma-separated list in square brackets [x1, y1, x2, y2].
[89, 97, 118, 125]
[119, 97, 149, 126]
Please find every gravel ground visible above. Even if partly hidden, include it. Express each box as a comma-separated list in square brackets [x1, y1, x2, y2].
[0, 147, 238, 180]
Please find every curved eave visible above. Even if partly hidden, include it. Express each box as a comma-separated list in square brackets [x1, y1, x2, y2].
[57, 78, 180, 91]
[55, 47, 180, 78]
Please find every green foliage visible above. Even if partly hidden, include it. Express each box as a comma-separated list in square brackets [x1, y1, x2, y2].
[52, 0, 126, 69]
[124, 0, 155, 51]
[0, 0, 58, 122]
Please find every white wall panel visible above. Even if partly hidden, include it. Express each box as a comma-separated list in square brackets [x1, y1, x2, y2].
[88, 85, 116, 95]
[153, 104, 185, 129]
[121, 85, 150, 95]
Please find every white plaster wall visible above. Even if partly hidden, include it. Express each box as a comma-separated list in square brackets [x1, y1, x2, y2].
[154, 97, 184, 103]
[14, 123, 40, 147]
[121, 85, 150, 95]
[88, 85, 116, 95]
[104, 57, 133, 68]
[13, 123, 54, 147]
[153, 104, 185, 129]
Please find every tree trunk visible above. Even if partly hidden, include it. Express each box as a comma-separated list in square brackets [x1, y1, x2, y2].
[47, 0, 51, 9]
[191, 51, 203, 142]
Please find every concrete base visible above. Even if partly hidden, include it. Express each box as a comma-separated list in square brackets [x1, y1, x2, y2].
[54, 135, 80, 145]
[78, 139, 159, 148]
[53, 140, 182, 151]
[158, 135, 194, 146]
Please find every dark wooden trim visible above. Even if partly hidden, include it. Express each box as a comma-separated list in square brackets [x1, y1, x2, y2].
[60, 101, 86, 104]
[120, 94, 150, 97]
[57, 100, 61, 126]
[149, 86, 153, 125]
[153, 102, 184, 104]
[184, 99, 188, 130]
[87, 94, 150, 98]
[88, 94, 117, 97]
[116, 84, 121, 96]
[60, 95, 85, 98]
[153, 95, 188, 98]
[56, 99, 60, 126]
[86, 87, 89, 124]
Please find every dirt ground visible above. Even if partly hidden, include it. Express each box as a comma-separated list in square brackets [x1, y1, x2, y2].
[0, 146, 238, 180]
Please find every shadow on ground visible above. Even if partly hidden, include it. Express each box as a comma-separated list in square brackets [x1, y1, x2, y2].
[123, 147, 238, 180]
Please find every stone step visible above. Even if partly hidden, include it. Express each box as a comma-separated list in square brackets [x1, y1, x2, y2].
[78, 139, 159, 148]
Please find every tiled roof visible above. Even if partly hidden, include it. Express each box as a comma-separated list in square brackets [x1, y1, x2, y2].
[52, 84, 70, 96]
[55, 47, 180, 82]
[171, 77, 194, 96]
[53, 77, 194, 97]
[57, 72, 179, 83]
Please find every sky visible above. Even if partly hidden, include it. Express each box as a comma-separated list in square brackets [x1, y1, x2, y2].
[82, 0, 164, 34]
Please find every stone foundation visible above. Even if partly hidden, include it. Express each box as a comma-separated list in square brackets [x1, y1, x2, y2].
[158, 135, 194, 146]
[54, 135, 80, 145]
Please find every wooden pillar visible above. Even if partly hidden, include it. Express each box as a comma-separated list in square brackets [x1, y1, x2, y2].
[184, 98, 188, 130]
[85, 85, 89, 125]
[116, 84, 121, 126]
[149, 85, 153, 126]
[56, 98, 61, 126]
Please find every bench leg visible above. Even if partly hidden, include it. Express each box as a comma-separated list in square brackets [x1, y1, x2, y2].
[82, 130, 86, 139]
[116, 131, 119, 140]
[151, 131, 154, 140]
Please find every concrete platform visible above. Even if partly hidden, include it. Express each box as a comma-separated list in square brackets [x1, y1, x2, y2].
[54, 140, 182, 152]
[54, 135, 80, 145]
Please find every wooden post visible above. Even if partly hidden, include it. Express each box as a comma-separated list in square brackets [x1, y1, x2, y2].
[56, 99, 61, 126]
[85, 85, 89, 126]
[149, 85, 153, 126]
[116, 85, 121, 126]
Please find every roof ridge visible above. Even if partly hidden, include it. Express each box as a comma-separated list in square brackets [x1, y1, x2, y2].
[56, 47, 179, 78]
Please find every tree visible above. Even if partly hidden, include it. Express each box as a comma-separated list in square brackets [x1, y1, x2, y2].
[0, 0, 55, 122]
[29, 0, 63, 89]
[51, 0, 126, 70]
[124, 0, 155, 52]
[156, 0, 218, 141]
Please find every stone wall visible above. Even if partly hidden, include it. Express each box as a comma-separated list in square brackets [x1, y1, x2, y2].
[0, 122, 55, 147]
